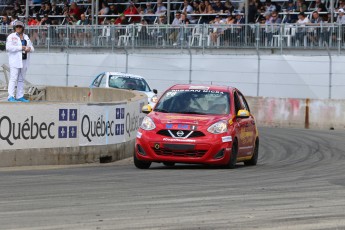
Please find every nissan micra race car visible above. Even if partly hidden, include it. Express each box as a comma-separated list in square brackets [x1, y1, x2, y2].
[134, 84, 259, 169]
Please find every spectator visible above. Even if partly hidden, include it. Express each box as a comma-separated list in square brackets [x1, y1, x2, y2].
[43, 2, 52, 15]
[144, 8, 156, 24]
[337, 8, 345, 24]
[123, 2, 140, 23]
[247, 0, 258, 23]
[12, 3, 22, 16]
[6, 20, 34, 102]
[213, 0, 226, 13]
[192, 1, 200, 13]
[307, 11, 323, 45]
[182, 0, 193, 14]
[295, 12, 310, 45]
[198, 1, 206, 13]
[108, 4, 119, 15]
[144, 2, 153, 14]
[1, 15, 10, 26]
[296, 0, 307, 13]
[283, 0, 297, 23]
[114, 13, 130, 25]
[77, 14, 90, 25]
[210, 14, 224, 45]
[69, 2, 81, 20]
[40, 14, 51, 25]
[336, 0, 345, 11]
[98, 2, 110, 24]
[51, 2, 62, 16]
[224, 0, 235, 14]
[169, 11, 182, 45]
[310, 0, 326, 12]
[27, 15, 38, 26]
[203, 0, 214, 14]
[156, 15, 167, 24]
[174, 13, 189, 46]
[156, 0, 167, 15]
[99, 2, 110, 15]
[265, 0, 276, 13]
[266, 11, 281, 45]
[10, 14, 18, 26]
[38, 3, 46, 15]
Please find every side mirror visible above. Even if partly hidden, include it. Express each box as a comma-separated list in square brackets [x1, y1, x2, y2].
[142, 105, 152, 114]
[237, 109, 250, 118]
[153, 89, 158, 94]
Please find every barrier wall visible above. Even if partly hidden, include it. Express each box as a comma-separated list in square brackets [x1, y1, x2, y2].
[0, 86, 147, 167]
[1, 51, 345, 99]
[247, 97, 345, 130]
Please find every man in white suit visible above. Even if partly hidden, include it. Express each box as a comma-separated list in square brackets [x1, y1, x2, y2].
[6, 20, 34, 102]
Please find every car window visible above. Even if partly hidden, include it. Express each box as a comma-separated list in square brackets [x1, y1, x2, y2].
[92, 73, 105, 87]
[109, 75, 150, 92]
[233, 92, 243, 114]
[237, 92, 250, 112]
[99, 74, 107, 87]
[154, 89, 230, 115]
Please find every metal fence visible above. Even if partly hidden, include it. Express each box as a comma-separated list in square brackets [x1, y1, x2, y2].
[1, 23, 345, 52]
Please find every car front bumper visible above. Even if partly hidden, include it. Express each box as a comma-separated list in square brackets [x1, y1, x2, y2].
[135, 130, 234, 165]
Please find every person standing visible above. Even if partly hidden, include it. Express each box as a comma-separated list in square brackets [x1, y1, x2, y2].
[6, 21, 34, 102]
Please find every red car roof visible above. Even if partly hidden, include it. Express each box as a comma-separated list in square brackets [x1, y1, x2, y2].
[169, 84, 235, 92]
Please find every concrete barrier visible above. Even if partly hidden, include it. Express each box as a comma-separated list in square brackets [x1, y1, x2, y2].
[0, 86, 147, 167]
[247, 97, 345, 130]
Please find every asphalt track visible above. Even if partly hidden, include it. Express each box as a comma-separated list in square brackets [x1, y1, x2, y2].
[1, 127, 345, 230]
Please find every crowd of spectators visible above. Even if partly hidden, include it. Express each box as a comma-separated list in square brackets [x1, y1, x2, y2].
[1, 0, 345, 47]
[1, 0, 345, 27]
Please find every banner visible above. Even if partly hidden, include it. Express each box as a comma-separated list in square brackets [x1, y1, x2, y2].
[0, 99, 146, 150]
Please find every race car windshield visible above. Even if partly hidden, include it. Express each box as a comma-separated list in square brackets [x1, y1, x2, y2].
[108, 76, 151, 92]
[154, 89, 230, 115]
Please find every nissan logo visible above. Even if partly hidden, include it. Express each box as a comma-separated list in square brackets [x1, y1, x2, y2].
[176, 130, 184, 137]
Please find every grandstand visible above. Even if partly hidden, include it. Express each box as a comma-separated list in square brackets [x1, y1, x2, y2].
[0, 0, 345, 51]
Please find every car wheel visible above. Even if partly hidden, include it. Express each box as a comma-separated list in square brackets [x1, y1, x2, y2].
[133, 154, 151, 169]
[227, 140, 238, 169]
[244, 139, 259, 166]
[163, 162, 175, 167]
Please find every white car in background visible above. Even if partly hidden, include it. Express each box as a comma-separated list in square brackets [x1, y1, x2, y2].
[90, 72, 158, 107]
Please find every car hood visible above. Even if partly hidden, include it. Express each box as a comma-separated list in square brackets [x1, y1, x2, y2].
[149, 112, 228, 127]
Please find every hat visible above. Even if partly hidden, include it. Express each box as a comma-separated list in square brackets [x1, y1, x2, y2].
[288, 0, 294, 3]
[227, 12, 232, 17]
[215, 14, 220, 18]
[339, 8, 345, 13]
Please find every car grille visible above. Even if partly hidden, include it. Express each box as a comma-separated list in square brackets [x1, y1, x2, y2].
[157, 130, 205, 138]
[153, 148, 207, 158]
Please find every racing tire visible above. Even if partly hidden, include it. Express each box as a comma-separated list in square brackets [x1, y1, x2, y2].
[134, 154, 152, 169]
[163, 162, 175, 167]
[244, 139, 259, 166]
[227, 140, 238, 169]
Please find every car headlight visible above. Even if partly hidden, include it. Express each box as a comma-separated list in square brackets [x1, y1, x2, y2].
[151, 95, 158, 103]
[207, 120, 228, 134]
[140, 116, 156, 130]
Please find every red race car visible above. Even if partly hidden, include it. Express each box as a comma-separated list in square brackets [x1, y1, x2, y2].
[134, 84, 259, 169]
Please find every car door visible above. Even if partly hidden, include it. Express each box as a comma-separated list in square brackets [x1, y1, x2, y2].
[237, 91, 256, 157]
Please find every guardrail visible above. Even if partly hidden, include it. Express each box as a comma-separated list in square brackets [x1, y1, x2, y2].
[1, 23, 344, 51]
